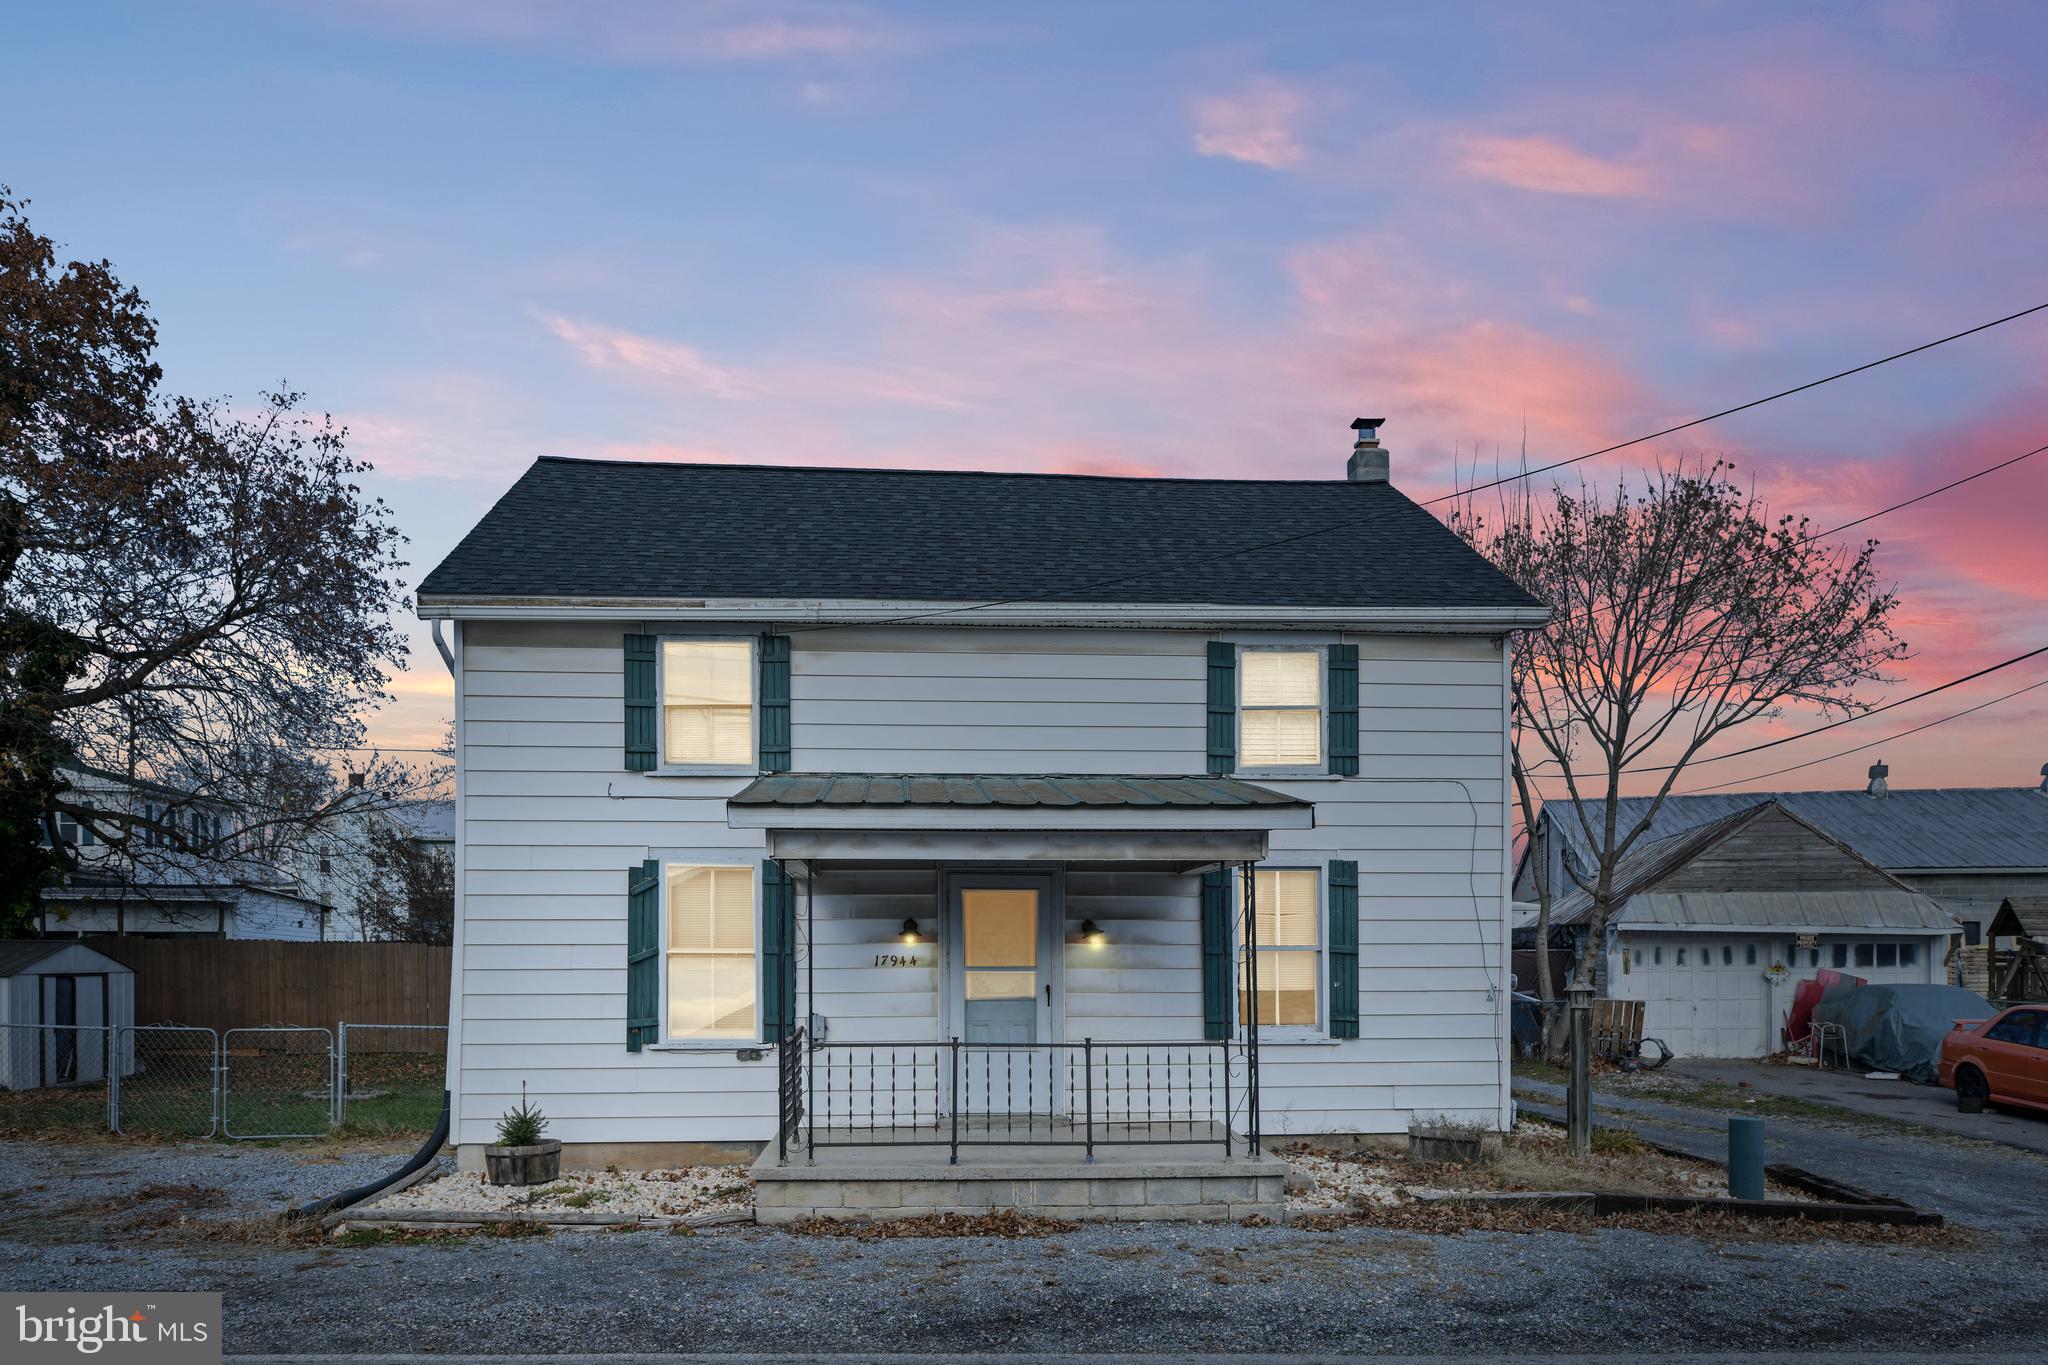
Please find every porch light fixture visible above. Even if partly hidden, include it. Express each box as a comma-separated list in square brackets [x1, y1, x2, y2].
[899, 918, 924, 945]
[1078, 918, 1107, 947]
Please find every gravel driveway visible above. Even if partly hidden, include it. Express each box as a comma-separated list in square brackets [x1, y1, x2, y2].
[1, 1111, 2043, 1358]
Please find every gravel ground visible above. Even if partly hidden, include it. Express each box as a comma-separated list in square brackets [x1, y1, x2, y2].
[2, 1103, 2045, 1357]
[368, 1163, 752, 1219]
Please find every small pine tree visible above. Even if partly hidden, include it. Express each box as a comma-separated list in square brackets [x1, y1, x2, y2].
[496, 1081, 548, 1147]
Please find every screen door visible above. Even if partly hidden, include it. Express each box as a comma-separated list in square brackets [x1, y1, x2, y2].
[948, 876, 1057, 1115]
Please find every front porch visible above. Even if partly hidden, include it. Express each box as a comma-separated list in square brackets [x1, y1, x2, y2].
[731, 772, 1313, 1221]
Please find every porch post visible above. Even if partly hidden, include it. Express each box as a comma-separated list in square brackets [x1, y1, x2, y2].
[1240, 860, 1261, 1157]
[804, 873, 816, 1163]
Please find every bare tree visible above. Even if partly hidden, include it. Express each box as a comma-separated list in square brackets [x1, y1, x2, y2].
[1451, 460, 1907, 1011]
[355, 819, 454, 946]
[0, 188, 417, 932]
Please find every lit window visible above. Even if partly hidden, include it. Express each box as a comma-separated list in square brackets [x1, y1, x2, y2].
[666, 865, 757, 1039]
[662, 640, 754, 767]
[1239, 650, 1322, 769]
[1240, 869, 1319, 1029]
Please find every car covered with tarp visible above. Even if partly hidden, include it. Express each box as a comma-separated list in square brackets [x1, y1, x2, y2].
[1813, 982, 1995, 1084]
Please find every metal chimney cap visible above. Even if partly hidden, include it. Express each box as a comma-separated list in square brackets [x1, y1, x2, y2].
[1867, 760, 1889, 797]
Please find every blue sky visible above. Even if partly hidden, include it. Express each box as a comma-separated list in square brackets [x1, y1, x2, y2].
[8, 1, 2047, 791]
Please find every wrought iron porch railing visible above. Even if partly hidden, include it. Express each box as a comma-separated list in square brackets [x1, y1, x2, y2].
[775, 1037, 1244, 1164]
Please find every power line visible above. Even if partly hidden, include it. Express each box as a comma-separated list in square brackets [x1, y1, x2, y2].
[1676, 673, 2048, 794]
[786, 301, 2048, 634]
[1418, 300, 2048, 507]
[1524, 642, 2048, 786]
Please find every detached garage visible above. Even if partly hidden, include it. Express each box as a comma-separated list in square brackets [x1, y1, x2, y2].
[1550, 803, 1959, 1058]
[0, 941, 137, 1089]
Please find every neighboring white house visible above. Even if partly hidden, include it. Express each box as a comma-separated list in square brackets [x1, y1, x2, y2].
[292, 793, 455, 941]
[418, 423, 1548, 1170]
[37, 765, 329, 941]
[1544, 801, 1957, 1057]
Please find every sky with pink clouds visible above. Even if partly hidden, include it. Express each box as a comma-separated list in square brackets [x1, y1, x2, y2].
[7, 1, 2047, 799]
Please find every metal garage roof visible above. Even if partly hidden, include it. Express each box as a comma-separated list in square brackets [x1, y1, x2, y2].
[1615, 890, 1958, 933]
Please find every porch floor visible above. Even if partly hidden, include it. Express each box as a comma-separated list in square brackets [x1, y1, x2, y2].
[752, 1119, 1290, 1224]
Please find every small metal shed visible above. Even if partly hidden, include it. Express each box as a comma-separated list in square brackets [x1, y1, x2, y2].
[0, 940, 137, 1089]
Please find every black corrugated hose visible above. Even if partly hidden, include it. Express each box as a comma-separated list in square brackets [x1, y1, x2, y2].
[286, 1089, 450, 1221]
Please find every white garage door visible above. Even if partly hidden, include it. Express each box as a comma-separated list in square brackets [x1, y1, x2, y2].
[1619, 936, 1770, 1058]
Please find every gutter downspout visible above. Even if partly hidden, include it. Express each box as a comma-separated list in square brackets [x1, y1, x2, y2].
[435, 617, 466, 1164]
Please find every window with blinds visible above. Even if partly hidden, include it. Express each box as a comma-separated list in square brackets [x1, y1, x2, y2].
[1240, 868, 1319, 1029]
[662, 640, 754, 767]
[1239, 649, 1323, 768]
[666, 864, 757, 1039]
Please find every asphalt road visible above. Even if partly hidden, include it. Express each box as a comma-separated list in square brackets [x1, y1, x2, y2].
[3, 1099, 2044, 1359]
[1654, 1057, 2048, 1155]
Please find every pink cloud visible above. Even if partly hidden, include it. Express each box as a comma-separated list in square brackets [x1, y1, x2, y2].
[544, 315, 764, 400]
[318, 1, 914, 67]
[1190, 77, 1318, 169]
[1448, 133, 1658, 199]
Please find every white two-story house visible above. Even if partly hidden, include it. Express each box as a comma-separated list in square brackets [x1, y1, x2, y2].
[419, 421, 1547, 1216]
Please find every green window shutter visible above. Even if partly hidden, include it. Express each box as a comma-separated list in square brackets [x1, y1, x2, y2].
[1328, 859, 1360, 1039]
[1200, 868, 1233, 1040]
[623, 634, 657, 772]
[1328, 642, 1359, 776]
[759, 634, 791, 773]
[626, 859, 661, 1052]
[1206, 642, 1237, 775]
[761, 860, 795, 1041]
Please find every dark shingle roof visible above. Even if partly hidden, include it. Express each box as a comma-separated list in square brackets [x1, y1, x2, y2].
[418, 458, 1542, 610]
[730, 773, 1309, 810]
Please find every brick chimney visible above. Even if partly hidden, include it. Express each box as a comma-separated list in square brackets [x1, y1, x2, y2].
[1347, 417, 1389, 483]
[1866, 760, 1888, 797]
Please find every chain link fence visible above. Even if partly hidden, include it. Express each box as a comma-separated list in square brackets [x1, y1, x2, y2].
[0, 1021, 444, 1141]
[115, 1027, 220, 1137]
[336, 1024, 448, 1133]
[0, 1023, 115, 1136]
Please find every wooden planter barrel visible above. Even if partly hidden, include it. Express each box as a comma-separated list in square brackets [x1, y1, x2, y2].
[484, 1139, 562, 1186]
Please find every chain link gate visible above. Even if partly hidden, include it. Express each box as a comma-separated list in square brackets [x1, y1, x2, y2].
[335, 1024, 446, 1132]
[111, 1026, 220, 1137]
[222, 1026, 334, 1139]
[0, 1023, 116, 1136]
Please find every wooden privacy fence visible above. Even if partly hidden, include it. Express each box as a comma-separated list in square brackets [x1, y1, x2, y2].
[81, 938, 449, 1039]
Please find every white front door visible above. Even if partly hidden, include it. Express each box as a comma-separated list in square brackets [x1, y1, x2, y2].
[945, 874, 1058, 1115]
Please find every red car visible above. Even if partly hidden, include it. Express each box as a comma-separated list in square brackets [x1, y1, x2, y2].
[1939, 1007, 2048, 1115]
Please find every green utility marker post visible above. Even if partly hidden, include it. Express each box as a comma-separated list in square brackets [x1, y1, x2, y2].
[1728, 1115, 1765, 1201]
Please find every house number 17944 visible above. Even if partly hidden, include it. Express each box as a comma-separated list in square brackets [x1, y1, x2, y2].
[872, 953, 920, 968]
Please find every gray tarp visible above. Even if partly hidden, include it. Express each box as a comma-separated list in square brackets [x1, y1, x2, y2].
[1813, 983, 1995, 1084]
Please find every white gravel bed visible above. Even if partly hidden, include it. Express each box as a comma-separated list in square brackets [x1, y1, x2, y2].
[366, 1162, 753, 1220]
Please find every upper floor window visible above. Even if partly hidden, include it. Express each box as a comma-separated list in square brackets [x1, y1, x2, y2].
[662, 640, 754, 767]
[1239, 648, 1322, 769]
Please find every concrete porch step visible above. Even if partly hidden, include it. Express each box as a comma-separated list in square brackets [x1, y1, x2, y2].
[752, 1132, 1290, 1224]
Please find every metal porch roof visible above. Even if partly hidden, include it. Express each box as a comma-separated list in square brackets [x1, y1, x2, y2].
[729, 773, 1310, 811]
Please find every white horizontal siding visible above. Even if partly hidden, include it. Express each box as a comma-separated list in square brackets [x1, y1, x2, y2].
[451, 620, 1511, 1146]
[790, 627, 1205, 775]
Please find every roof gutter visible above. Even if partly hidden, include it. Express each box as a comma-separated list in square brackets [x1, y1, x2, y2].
[415, 595, 1551, 634]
